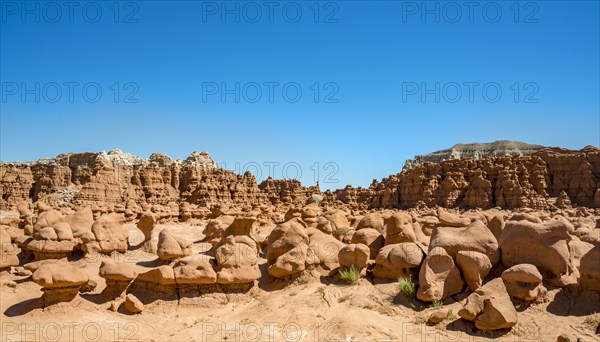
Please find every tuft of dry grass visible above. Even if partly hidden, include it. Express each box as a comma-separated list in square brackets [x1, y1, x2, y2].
[584, 313, 600, 330]
[338, 266, 361, 284]
[338, 294, 352, 303]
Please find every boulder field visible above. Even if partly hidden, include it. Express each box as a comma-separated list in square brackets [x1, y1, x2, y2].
[0, 145, 599, 340]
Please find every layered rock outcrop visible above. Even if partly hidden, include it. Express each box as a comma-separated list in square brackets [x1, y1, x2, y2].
[2, 146, 598, 211]
[331, 146, 599, 210]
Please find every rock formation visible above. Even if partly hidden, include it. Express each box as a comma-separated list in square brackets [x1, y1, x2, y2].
[402, 140, 546, 171]
[2, 146, 599, 212]
[0, 143, 598, 337]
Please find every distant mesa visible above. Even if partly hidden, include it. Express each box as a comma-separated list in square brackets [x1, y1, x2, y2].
[402, 140, 547, 171]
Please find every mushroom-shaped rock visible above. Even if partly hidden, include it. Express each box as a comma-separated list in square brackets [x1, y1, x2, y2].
[500, 217, 576, 286]
[580, 245, 600, 292]
[385, 212, 428, 246]
[135, 265, 177, 286]
[373, 242, 425, 279]
[418, 215, 440, 236]
[267, 218, 308, 264]
[417, 247, 464, 302]
[53, 222, 74, 241]
[90, 213, 128, 254]
[215, 236, 260, 284]
[203, 215, 235, 246]
[487, 215, 504, 242]
[99, 260, 138, 297]
[338, 243, 370, 270]
[268, 244, 308, 278]
[99, 260, 138, 281]
[32, 262, 89, 306]
[315, 217, 335, 235]
[27, 239, 78, 260]
[456, 251, 492, 291]
[306, 229, 345, 270]
[569, 240, 594, 270]
[136, 211, 156, 242]
[222, 216, 260, 242]
[458, 278, 518, 331]
[0, 227, 19, 270]
[501, 264, 546, 300]
[27, 221, 77, 260]
[357, 212, 384, 232]
[350, 228, 384, 259]
[438, 209, 471, 227]
[65, 207, 94, 238]
[34, 210, 64, 231]
[322, 210, 350, 230]
[430, 220, 500, 266]
[173, 255, 217, 284]
[157, 229, 192, 261]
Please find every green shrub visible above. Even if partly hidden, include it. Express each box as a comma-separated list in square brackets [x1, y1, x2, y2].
[584, 313, 600, 329]
[397, 276, 416, 298]
[338, 266, 361, 284]
[430, 299, 443, 309]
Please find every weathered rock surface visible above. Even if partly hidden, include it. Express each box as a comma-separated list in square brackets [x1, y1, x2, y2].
[579, 245, 600, 292]
[417, 247, 464, 302]
[373, 242, 425, 279]
[157, 229, 192, 261]
[2, 146, 598, 212]
[32, 262, 89, 306]
[458, 278, 518, 330]
[456, 251, 492, 291]
[500, 217, 577, 286]
[338, 243, 370, 270]
[501, 264, 546, 300]
[429, 220, 500, 266]
[124, 293, 144, 313]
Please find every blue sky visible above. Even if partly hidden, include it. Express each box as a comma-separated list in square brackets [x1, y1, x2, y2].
[1, 1, 599, 189]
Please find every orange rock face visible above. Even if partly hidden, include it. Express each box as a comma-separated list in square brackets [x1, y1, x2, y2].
[1, 146, 598, 211]
[332, 146, 600, 210]
[0, 151, 312, 212]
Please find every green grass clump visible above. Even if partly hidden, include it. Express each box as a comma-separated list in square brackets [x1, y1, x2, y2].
[297, 272, 311, 285]
[397, 276, 417, 298]
[430, 299, 443, 309]
[584, 313, 600, 329]
[338, 266, 361, 284]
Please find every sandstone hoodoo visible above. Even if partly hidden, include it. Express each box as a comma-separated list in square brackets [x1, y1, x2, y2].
[0, 143, 598, 341]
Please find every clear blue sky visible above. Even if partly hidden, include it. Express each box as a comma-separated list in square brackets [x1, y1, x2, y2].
[1, 1, 599, 190]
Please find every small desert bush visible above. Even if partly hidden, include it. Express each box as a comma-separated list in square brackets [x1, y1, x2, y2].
[397, 276, 416, 298]
[584, 313, 600, 329]
[430, 299, 443, 309]
[338, 266, 361, 284]
[297, 272, 311, 285]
